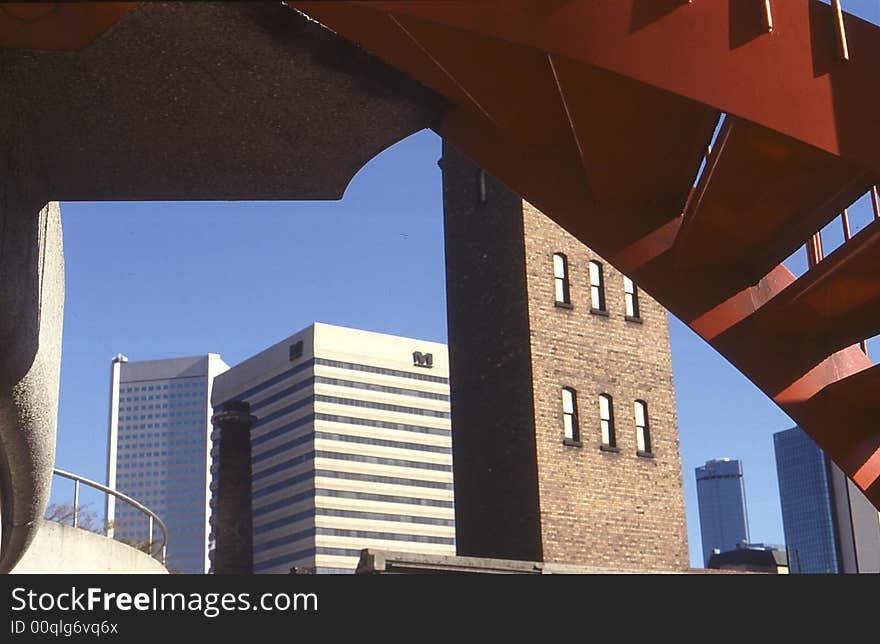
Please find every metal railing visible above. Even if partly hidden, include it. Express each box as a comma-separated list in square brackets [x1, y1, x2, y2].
[52, 468, 168, 565]
[803, 184, 880, 356]
[832, 0, 850, 61]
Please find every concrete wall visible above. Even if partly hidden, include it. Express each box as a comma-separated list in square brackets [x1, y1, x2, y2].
[830, 462, 880, 573]
[1, 0, 444, 573]
[11, 521, 168, 574]
[0, 201, 65, 573]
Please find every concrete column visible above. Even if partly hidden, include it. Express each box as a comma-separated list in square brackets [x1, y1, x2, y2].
[210, 401, 256, 574]
[0, 195, 65, 573]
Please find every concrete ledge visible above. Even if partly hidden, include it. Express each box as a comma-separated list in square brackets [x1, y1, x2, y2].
[355, 549, 731, 574]
[11, 521, 168, 574]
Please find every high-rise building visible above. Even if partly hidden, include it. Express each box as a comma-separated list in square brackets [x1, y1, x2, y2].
[210, 323, 455, 574]
[106, 353, 229, 574]
[439, 142, 689, 571]
[695, 458, 750, 566]
[774, 426, 880, 574]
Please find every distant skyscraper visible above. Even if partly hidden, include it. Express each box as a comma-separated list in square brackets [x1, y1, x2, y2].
[210, 323, 455, 574]
[695, 458, 750, 566]
[774, 426, 880, 574]
[106, 353, 229, 574]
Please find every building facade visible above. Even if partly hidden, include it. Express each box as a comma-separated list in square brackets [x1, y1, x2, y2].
[210, 323, 455, 574]
[706, 542, 788, 574]
[106, 353, 229, 574]
[440, 142, 689, 571]
[695, 458, 750, 566]
[774, 426, 880, 573]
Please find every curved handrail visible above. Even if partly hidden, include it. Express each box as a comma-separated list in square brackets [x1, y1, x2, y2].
[52, 468, 167, 564]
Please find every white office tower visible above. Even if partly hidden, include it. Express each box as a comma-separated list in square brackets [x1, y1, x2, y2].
[106, 353, 229, 573]
[210, 323, 455, 574]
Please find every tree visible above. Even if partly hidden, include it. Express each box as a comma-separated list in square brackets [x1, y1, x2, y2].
[44, 503, 167, 565]
[43, 503, 104, 533]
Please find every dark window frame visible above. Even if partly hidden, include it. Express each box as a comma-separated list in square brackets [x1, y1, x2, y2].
[624, 276, 641, 321]
[599, 393, 617, 450]
[553, 253, 572, 307]
[635, 399, 653, 457]
[589, 260, 607, 314]
[562, 387, 581, 446]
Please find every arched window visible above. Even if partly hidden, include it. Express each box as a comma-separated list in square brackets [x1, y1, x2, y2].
[599, 393, 615, 448]
[589, 260, 606, 312]
[624, 276, 640, 320]
[562, 387, 580, 444]
[635, 400, 652, 455]
[553, 253, 571, 305]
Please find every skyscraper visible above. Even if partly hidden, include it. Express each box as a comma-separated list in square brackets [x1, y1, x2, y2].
[774, 426, 880, 574]
[210, 323, 455, 574]
[106, 353, 229, 574]
[440, 142, 689, 571]
[695, 458, 750, 566]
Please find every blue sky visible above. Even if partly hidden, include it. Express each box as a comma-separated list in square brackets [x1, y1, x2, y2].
[52, 2, 880, 568]
[56, 129, 877, 568]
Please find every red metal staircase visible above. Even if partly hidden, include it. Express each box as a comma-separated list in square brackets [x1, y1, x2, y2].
[293, 0, 880, 506]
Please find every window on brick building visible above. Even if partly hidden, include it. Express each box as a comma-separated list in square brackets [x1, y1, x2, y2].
[553, 253, 571, 306]
[599, 393, 616, 449]
[635, 400, 652, 455]
[562, 387, 580, 445]
[589, 260, 606, 313]
[624, 276, 640, 320]
[477, 169, 488, 205]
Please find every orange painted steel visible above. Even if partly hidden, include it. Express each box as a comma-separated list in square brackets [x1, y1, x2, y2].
[0, 2, 139, 50]
[3, 1, 880, 506]
[292, 0, 880, 508]
[832, 0, 851, 60]
[324, 0, 880, 174]
[838, 209, 869, 355]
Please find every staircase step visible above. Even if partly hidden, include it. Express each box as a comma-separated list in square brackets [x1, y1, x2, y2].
[712, 218, 880, 394]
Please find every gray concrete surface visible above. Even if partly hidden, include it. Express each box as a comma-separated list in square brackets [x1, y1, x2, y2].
[0, 201, 64, 573]
[11, 521, 168, 574]
[0, 2, 442, 202]
[0, 2, 443, 572]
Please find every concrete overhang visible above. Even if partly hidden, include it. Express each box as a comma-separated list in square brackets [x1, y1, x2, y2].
[0, 1, 444, 573]
[0, 1, 445, 203]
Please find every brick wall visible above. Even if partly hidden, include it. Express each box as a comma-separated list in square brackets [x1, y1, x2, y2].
[442, 142, 689, 570]
[441, 141, 543, 561]
[522, 202, 689, 571]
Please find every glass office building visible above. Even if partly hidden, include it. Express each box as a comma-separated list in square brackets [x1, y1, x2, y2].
[774, 426, 880, 574]
[695, 458, 750, 566]
[210, 323, 455, 574]
[772, 427, 839, 573]
[106, 353, 229, 574]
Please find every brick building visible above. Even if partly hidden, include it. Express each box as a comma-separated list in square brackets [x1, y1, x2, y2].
[441, 141, 689, 571]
